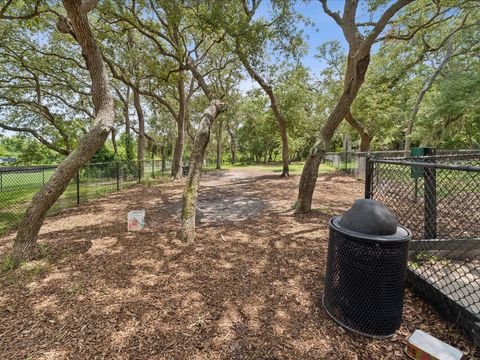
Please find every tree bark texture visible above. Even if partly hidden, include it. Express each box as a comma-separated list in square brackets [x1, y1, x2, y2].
[345, 111, 372, 152]
[172, 75, 186, 180]
[123, 87, 134, 164]
[296, 0, 413, 213]
[12, 0, 114, 264]
[216, 117, 223, 169]
[133, 88, 145, 178]
[180, 100, 225, 243]
[111, 127, 118, 155]
[226, 123, 237, 164]
[296, 51, 371, 213]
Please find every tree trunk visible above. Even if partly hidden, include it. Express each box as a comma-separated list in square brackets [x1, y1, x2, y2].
[296, 51, 370, 213]
[236, 46, 289, 177]
[345, 111, 372, 152]
[271, 104, 289, 177]
[226, 123, 237, 164]
[123, 87, 134, 164]
[133, 89, 145, 178]
[180, 100, 224, 243]
[294, 0, 415, 213]
[172, 75, 186, 180]
[161, 144, 166, 172]
[12, 0, 114, 264]
[111, 128, 118, 156]
[216, 117, 223, 169]
[151, 142, 156, 159]
[404, 41, 453, 156]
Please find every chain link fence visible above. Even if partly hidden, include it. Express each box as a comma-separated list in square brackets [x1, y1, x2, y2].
[365, 152, 480, 345]
[325, 149, 480, 180]
[0, 159, 172, 235]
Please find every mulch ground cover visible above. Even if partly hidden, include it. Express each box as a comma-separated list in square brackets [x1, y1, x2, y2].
[0, 168, 477, 359]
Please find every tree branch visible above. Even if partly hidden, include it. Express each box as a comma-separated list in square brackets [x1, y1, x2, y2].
[0, 122, 69, 155]
[0, 0, 42, 20]
[319, 0, 343, 27]
[81, 0, 99, 14]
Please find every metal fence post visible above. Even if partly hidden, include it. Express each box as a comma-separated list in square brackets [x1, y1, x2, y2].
[364, 155, 373, 199]
[42, 168, 45, 186]
[152, 159, 155, 178]
[76, 171, 80, 205]
[424, 148, 437, 239]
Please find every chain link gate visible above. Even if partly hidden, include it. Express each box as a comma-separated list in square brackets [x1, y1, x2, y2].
[365, 152, 480, 345]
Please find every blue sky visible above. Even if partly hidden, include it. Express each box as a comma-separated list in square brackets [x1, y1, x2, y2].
[295, 1, 348, 72]
[239, 1, 384, 92]
[239, 1, 348, 92]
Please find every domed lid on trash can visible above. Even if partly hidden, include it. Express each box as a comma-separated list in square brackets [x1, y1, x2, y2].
[331, 199, 411, 242]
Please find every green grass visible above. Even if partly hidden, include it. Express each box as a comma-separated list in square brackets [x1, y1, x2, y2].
[207, 161, 336, 173]
[0, 170, 169, 236]
[0, 169, 55, 190]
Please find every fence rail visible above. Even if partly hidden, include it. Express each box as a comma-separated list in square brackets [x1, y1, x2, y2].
[0, 159, 172, 235]
[365, 152, 480, 345]
[325, 149, 480, 180]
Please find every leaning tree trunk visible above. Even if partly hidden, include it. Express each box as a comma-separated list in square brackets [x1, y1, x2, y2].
[235, 43, 289, 177]
[216, 117, 223, 169]
[296, 52, 370, 213]
[345, 111, 372, 152]
[133, 89, 145, 178]
[12, 0, 114, 264]
[180, 100, 224, 242]
[294, 0, 416, 213]
[172, 75, 186, 180]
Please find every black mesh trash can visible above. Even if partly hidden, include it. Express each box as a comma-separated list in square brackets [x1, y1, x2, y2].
[323, 199, 411, 338]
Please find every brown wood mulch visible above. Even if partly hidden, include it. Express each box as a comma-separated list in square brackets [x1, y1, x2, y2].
[0, 168, 477, 359]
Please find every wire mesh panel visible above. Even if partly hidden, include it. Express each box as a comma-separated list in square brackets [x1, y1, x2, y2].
[0, 159, 172, 235]
[0, 165, 56, 234]
[366, 153, 480, 345]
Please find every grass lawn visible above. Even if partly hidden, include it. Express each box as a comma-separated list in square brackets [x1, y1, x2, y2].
[0, 170, 169, 236]
[0, 168, 56, 191]
[205, 161, 336, 173]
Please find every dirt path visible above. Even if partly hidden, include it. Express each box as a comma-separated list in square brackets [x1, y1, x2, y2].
[0, 168, 476, 359]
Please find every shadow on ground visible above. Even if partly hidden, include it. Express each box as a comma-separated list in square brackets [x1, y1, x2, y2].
[0, 169, 476, 359]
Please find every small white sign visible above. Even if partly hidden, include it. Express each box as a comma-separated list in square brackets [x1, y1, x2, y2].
[128, 210, 145, 231]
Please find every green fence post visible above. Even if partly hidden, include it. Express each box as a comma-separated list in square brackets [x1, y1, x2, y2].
[152, 159, 155, 178]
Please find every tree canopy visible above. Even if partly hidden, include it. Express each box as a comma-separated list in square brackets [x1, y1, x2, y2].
[1, 0, 480, 259]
